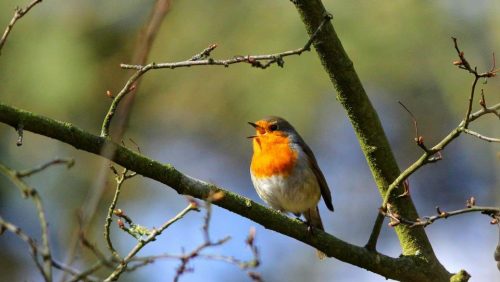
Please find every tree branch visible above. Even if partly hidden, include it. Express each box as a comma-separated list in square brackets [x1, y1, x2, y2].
[104, 203, 198, 281]
[100, 15, 332, 138]
[383, 202, 500, 228]
[15, 158, 74, 177]
[0, 216, 47, 280]
[104, 167, 136, 259]
[364, 213, 385, 252]
[452, 37, 499, 129]
[369, 40, 500, 251]
[462, 128, 500, 143]
[289, 3, 452, 280]
[61, 3, 174, 280]
[0, 0, 42, 55]
[381, 102, 500, 210]
[0, 102, 448, 281]
[0, 161, 66, 281]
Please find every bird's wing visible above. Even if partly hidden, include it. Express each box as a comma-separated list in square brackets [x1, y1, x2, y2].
[301, 142, 334, 212]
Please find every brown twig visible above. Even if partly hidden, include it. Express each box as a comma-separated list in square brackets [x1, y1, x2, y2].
[102, 192, 260, 281]
[381, 39, 500, 208]
[0, 0, 42, 55]
[382, 201, 500, 228]
[172, 194, 260, 282]
[100, 13, 332, 138]
[61, 3, 173, 280]
[381, 103, 499, 209]
[111, 0, 173, 139]
[398, 101, 431, 153]
[452, 37, 498, 129]
[15, 158, 74, 177]
[365, 39, 500, 250]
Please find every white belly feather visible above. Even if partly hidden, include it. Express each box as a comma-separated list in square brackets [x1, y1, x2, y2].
[251, 149, 321, 214]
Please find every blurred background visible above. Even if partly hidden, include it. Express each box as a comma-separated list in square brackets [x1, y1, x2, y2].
[0, 0, 499, 281]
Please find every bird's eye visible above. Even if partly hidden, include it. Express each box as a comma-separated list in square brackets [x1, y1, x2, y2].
[269, 124, 278, 131]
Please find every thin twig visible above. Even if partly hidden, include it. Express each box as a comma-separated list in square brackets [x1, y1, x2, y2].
[382, 103, 499, 209]
[66, 262, 104, 282]
[461, 128, 500, 143]
[398, 101, 420, 142]
[0, 0, 43, 55]
[61, 3, 172, 280]
[452, 37, 498, 129]
[382, 202, 500, 228]
[171, 192, 261, 282]
[104, 203, 198, 281]
[365, 39, 500, 248]
[110, 0, 173, 139]
[0, 162, 63, 281]
[80, 232, 115, 268]
[466, 102, 500, 122]
[190, 43, 217, 61]
[464, 76, 480, 129]
[0, 218, 103, 282]
[100, 14, 332, 138]
[173, 236, 231, 282]
[104, 167, 136, 259]
[106, 194, 260, 281]
[16, 158, 74, 177]
[398, 101, 430, 152]
[52, 260, 103, 282]
[0, 216, 47, 281]
[379, 39, 500, 208]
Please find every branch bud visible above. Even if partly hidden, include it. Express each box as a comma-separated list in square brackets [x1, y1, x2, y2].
[246, 226, 256, 246]
[187, 197, 199, 209]
[466, 197, 475, 208]
[388, 221, 399, 227]
[117, 219, 125, 229]
[479, 96, 486, 108]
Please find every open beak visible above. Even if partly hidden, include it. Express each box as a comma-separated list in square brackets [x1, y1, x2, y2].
[248, 122, 258, 128]
[247, 122, 259, 139]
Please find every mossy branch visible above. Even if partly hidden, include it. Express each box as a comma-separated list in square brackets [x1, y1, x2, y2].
[0, 102, 457, 281]
[291, 0, 440, 259]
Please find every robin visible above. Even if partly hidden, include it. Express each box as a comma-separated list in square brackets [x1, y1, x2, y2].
[248, 116, 333, 259]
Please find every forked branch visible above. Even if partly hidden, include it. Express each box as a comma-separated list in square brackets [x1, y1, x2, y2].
[366, 38, 500, 251]
[100, 14, 333, 138]
[0, 0, 42, 55]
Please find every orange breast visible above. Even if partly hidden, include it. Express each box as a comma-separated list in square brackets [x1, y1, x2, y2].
[250, 134, 298, 178]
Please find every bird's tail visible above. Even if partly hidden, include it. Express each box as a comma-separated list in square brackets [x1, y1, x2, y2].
[303, 206, 327, 260]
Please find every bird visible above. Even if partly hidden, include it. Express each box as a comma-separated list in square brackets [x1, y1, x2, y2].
[248, 116, 333, 259]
